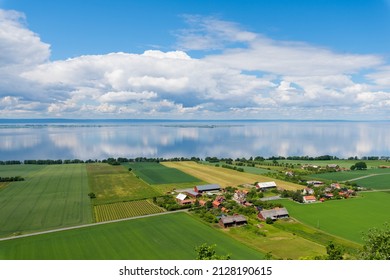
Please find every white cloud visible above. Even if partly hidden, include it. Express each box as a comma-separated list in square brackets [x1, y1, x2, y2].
[0, 11, 389, 119]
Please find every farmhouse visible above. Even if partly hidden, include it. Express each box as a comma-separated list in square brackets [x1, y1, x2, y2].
[194, 184, 221, 193]
[258, 207, 289, 221]
[303, 195, 317, 203]
[256, 181, 277, 191]
[219, 214, 248, 228]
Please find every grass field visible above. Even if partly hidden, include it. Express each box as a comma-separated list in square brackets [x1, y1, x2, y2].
[353, 174, 390, 190]
[87, 163, 161, 205]
[308, 168, 390, 190]
[279, 192, 390, 244]
[0, 213, 265, 260]
[0, 164, 46, 178]
[125, 162, 202, 185]
[162, 161, 304, 190]
[94, 200, 164, 222]
[266, 159, 389, 169]
[216, 219, 326, 259]
[0, 164, 92, 238]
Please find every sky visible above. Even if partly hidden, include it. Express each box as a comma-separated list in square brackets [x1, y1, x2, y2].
[1, 0, 390, 120]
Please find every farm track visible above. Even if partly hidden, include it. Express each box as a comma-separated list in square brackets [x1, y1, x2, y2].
[0, 209, 189, 242]
[344, 172, 390, 182]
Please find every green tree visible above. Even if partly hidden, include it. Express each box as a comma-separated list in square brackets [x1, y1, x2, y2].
[360, 223, 390, 260]
[355, 161, 367, 170]
[195, 243, 231, 260]
[88, 192, 96, 199]
[326, 242, 343, 260]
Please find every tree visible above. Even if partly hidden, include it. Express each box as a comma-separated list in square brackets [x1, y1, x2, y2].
[360, 223, 390, 260]
[355, 161, 367, 170]
[88, 192, 96, 199]
[326, 242, 343, 260]
[195, 243, 230, 260]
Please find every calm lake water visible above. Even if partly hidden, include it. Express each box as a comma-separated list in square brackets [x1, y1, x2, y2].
[0, 120, 389, 160]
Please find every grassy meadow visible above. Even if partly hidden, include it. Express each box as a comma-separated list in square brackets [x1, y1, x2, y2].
[0, 212, 265, 260]
[0, 164, 92, 237]
[87, 163, 161, 205]
[125, 162, 202, 185]
[280, 191, 390, 244]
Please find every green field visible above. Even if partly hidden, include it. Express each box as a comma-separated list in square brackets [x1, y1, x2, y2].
[0, 164, 92, 237]
[87, 163, 161, 205]
[268, 159, 388, 169]
[308, 168, 390, 190]
[0, 212, 265, 260]
[126, 162, 202, 185]
[0, 164, 46, 178]
[280, 192, 390, 244]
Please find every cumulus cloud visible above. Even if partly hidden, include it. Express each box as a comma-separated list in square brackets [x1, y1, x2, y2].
[0, 10, 389, 119]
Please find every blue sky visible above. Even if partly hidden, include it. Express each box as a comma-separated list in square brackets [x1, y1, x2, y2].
[1, 0, 390, 119]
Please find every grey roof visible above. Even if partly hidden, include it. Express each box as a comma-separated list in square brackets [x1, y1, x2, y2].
[195, 184, 221, 191]
[220, 215, 247, 224]
[260, 208, 289, 219]
[185, 190, 200, 196]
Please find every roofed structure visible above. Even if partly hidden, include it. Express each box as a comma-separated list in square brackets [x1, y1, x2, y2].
[194, 184, 221, 193]
[219, 214, 248, 228]
[256, 181, 277, 190]
[258, 208, 289, 221]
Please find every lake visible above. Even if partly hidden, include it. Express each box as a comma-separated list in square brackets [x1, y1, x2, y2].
[0, 119, 389, 160]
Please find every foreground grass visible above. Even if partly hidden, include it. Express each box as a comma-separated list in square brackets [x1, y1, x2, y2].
[280, 192, 390, 244]
[162, 161, 303, 190]
[0, 212, 265, 260]
[0, 164, 92, 238]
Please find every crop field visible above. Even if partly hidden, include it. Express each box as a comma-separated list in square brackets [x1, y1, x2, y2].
[125, 162, 202, 185]
[94, 200, 164, 222]
[87, 163, 161, 204]
[0, 164, 92, 238]
[162, 161, 304, 190]
[352, 174, 390, 190]
[280, 191, 390, 244]
[0, 212, 265, 260]
[0, 164, 45, 178]
[202, 161, 275, 175]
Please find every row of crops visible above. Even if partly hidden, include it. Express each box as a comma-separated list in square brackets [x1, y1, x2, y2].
[94, 200, 164, 222]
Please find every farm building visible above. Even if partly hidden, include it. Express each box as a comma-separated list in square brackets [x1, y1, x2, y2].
[176, 193, 192, 205]
[302, 187, 314, 195]
[258, 207, 289, 221]
[185, 189, 201, 198]
[256, 181, 277, 191]
[303, 195, 317, 203]
[194, 184, 221, 193]
[219, 214, 248, 228]
[306, 180, 324, 187]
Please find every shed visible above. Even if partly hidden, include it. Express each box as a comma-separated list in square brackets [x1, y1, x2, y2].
[194, 184, 221, 193]
[219, 214, 248, 228]
[258, 207, 289, 221]
[256, 181, 277, 190]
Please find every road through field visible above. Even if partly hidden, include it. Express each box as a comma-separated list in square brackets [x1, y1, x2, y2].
[162, 161, 303, 190]
[0, 209, 189, 242]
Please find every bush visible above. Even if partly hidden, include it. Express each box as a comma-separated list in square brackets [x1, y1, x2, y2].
[265, 217, 274, 224]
